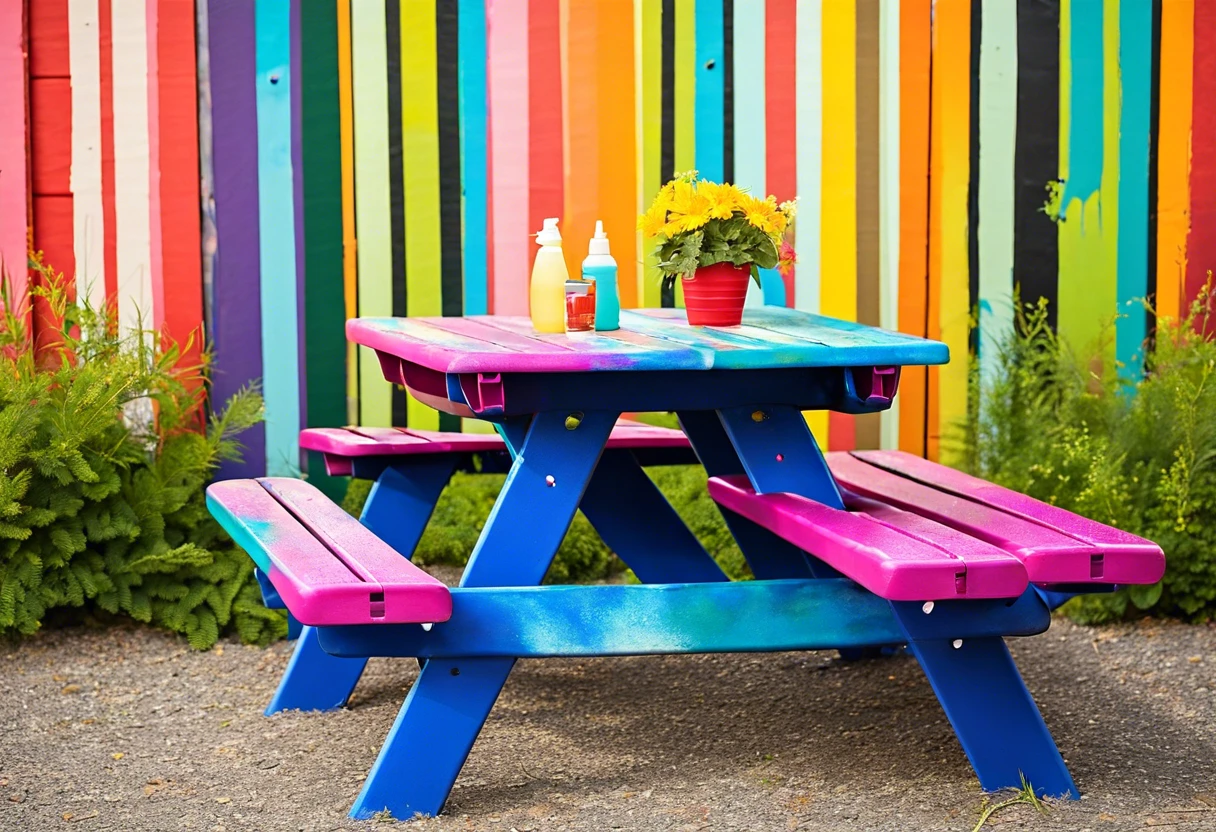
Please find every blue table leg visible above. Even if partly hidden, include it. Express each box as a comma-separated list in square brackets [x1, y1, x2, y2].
[892, 603, 1078, 799]
[265, 457, 458, 714]
[676, 410, 823, 579]
[711, 406, 901, 661]
[581, 449, 726, 583]
[350, 410, 620, 819]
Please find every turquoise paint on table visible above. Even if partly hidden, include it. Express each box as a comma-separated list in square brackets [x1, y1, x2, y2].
[347, 307, 950, 374]
[255, 0, 302, 477]
[1116, 1, 1152, 379]
[1059, 0, 1104, 220]
[457, 0, 488, 316]
[695, 0, 724, 182]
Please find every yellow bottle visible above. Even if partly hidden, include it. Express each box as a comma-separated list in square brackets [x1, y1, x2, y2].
[530, 217, 568, 333]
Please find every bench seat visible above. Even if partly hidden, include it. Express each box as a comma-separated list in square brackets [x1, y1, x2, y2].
[301, 418, 694, 476]
[836, 451, 1165, 586]
[207, 478, 452, 626]
[707, 475, 1029, 600]
[707, 451, 1164, 602]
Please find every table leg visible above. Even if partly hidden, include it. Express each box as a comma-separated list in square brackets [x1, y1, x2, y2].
[580, 449, 726, 583]
[892, 604, 1077, 799]
[350, 410, 619, 819]
[264, 457, 458, 714]
[677, 409, 829, 579]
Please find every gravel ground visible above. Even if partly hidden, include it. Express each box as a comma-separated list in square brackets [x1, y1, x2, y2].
[2, 608, 1215, 832]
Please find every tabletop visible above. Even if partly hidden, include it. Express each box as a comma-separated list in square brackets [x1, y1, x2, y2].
[347, 307, 950, 375]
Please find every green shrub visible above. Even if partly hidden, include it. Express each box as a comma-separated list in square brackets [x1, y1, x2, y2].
[961, 287, 1216, 622]
[0, 259, 282, 648]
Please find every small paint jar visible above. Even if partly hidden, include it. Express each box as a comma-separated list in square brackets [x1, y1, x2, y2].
[565, 278, 596, 332]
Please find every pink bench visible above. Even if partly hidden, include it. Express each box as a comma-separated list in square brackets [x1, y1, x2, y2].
[707, 450, 1164, 602]
[206, 478, 452, 626]
[301, 418, 694, 477]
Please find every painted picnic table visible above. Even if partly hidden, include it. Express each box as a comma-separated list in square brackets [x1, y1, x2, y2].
[208, 306, 1162, 819]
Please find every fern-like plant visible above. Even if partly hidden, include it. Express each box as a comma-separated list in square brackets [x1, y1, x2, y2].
[961, 282, 1216, 622]
[0, 253, 282, 648]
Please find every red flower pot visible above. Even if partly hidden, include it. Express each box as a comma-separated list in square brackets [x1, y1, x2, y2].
[682, 262, 750, 326]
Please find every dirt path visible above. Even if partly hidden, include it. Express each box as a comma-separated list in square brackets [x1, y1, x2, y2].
[3, 616, 1215, 831]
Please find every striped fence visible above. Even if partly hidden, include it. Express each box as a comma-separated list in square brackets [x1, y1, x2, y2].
[1, 0, 1212, 484]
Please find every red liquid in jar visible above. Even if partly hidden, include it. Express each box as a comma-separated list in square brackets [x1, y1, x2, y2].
[565, 280, 596, 332]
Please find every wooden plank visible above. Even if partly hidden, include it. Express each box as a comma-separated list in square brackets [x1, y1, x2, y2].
[300, 0, 347, 492]
[877, 0, 900, 449]
[896, 0, 931, 456]
[0, 1, 29, 308]
[852, 449, 1167, 565]
[157, 0, 204, 373]
[316, 578, 1051, 658]
[457, 0, 488, 315]
[146, 0, 164, 330]
[207, 0, 266, 477]
[637, 0, 663, 308]
[111, 0, 155, 336]
[400, 0, 442, 431]
[69, 0, 107, 309]
[207, 478, 451, 626]
[31, 196, 74, 294]
[1056, 0, 1120, 354]
[255, 0, 301, 475]
[351, 0, 393, 427]
[487, 0, 529, 315]
[707, 474, 1028, 600]
[337, 0, 357, 422]
[821, 0, 857, 452]
[1189, 0, 1216, 329]
[28, 0, 70, 78]
[30, 78, 72, 197]
[1155, 0, 1193, 323]
[766, 0, 796, 305]
[349, 309, 948, 374]
[259, 477, 451, 606]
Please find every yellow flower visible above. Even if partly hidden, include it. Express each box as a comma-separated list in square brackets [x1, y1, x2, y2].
[699, 181, 738, 220]
[638, 202, 669, 237]
[742, 195, 780, 235]
[666, 181, 712, 233]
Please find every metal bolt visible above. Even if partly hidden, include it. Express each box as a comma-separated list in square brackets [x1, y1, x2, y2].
[952, 639, 963, 649]
[922, 601, 934, 615]
[545, 475, 556, 487]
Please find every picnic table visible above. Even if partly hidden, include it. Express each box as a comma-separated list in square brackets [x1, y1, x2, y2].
[207, 306, 1164, 820]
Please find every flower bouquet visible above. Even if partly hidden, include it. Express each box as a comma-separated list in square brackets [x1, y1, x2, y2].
[638, 171, 796, 326]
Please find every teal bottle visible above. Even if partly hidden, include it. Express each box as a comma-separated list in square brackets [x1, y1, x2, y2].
[584, 220, 620, 331]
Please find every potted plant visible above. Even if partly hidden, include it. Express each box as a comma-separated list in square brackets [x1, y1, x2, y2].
[638, 171, 796, 326]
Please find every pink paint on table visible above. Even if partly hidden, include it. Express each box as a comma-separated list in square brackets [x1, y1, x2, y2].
[206, 479, 452, 626]
[852, 450, 1165, 584]
[828, 452, 1165, 585]
[299, 419, 692, 464]
[707, 475, 1029, 601]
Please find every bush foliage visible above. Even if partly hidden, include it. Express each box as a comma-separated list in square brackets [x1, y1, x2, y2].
[961, 287, 1216, 623]
[0, 259, 283, 648]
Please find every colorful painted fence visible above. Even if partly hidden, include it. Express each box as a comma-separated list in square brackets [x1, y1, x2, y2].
[1, 0, 1213, 484]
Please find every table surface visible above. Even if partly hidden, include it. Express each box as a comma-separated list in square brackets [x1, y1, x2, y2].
[347, 307, 950, 374]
